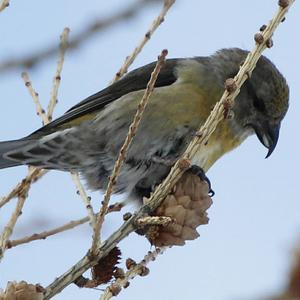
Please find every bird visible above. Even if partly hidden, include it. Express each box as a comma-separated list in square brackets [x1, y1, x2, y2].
[0, 48, 289, 201]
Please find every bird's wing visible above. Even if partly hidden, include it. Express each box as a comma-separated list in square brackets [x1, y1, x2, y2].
[29, 59, 179, 138]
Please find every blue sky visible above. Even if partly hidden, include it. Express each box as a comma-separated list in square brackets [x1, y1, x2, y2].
[0, 1, 299, 299]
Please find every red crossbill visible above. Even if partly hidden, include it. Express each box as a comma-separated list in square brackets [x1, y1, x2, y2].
[0, 48, 289, 200]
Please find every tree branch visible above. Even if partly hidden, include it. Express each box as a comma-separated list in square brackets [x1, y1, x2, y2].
[6, 203, 123, 249]
[0, 0, 9, 13]
[47, 27, 70, 121]
[70, 172, 97, 229]
[90, 49, 168, 254]
[101, 248, 165, 300]
[0, 0, 161, 73]
[0, 28, 70, 261]
[111, 0, 175, 82]
[43, 1, 295, 298]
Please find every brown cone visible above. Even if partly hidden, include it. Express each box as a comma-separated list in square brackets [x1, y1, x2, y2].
[0, 281, 44, 300]
[144, 172, 213, 247]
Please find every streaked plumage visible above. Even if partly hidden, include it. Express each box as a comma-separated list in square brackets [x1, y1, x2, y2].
[0, 48, 289, 200]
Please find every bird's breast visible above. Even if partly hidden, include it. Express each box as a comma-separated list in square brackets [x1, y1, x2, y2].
[190, 119, 251, 171]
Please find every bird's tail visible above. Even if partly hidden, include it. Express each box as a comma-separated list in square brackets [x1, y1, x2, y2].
[0, 139, 28, 169]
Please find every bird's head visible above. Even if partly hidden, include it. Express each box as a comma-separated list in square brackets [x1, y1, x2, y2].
[235, 55, 289, 157]
[215, 48, 289, 158]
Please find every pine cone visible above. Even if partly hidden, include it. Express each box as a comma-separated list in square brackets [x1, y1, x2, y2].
[74, 247, 122, 288]
[0, 281, 44, 300]
[144, 172, 212, 247]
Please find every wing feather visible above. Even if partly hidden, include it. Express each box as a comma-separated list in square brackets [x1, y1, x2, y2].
[29, 59, 179, 138]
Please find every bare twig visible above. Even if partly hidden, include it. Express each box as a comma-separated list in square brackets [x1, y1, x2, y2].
[43, 2, 295, 298]
[21, 72, 49, 125]
[70, 172, 96, 229]
[0, 0, 160, 73]
[112, 0, 175, 83]
[101, 248, 165, 300]
[22, 28, 70, 124]
[44, 205, 163, 299]
[0, 28, 71, 263]
[90, 49, 168, 255]
[0, 168, 47, 209]
[0, 27, 71, 210]
[135, 216, 173, 227]
[50, 30, 96, 231]
[139, 0, 295, 214]
[0, 27, 69, 209]
[6, 216, 89, 249]
[0, 0, 9, 12]
[6, 203, 123, 249]
[47, 27, 70, 120]
[90, 0, 174, 252]
[0, 194, 27, 260]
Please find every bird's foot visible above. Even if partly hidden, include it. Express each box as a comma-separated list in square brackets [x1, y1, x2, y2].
[189, 165, 215, 197]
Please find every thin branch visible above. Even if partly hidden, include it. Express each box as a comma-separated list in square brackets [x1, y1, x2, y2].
[44, 204, 164, 299]
[0, 168, 47, 209]
[112, 0, 175, 83]
[6, 203, 123, 249]
[135, 216, 173, 227]
[47, 27, 70, 121]
[0, 28, 71, 262]
[90, 49, 168, 255]
[0, 194, 27, 260]
[70, 172, 96, 229]
[138, 0, 295, 214]
[100, 248, 165, 300]
[0, 0, 9, 12]
[0, 27, 71, 210]
[50, 30, 96, 231]
[6, 216, 89, 249]
[90, 0, 174, 252]
[0, 79, 47, 259]
[0, 0, 160, 73]
[43, 2, 295, 298]
[21, 72, 49, 125]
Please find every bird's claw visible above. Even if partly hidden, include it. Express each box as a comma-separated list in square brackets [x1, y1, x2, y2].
[189, 165, 215, 197]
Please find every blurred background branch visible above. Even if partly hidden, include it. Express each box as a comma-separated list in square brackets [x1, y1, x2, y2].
[0, 0, 161, 73]
[266, 247, 300, 300]
[0, 0, 299, 299]
[0, 0, 9, 12]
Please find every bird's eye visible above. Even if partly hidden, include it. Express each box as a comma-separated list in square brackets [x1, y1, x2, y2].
[253, 96, 266, 113]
